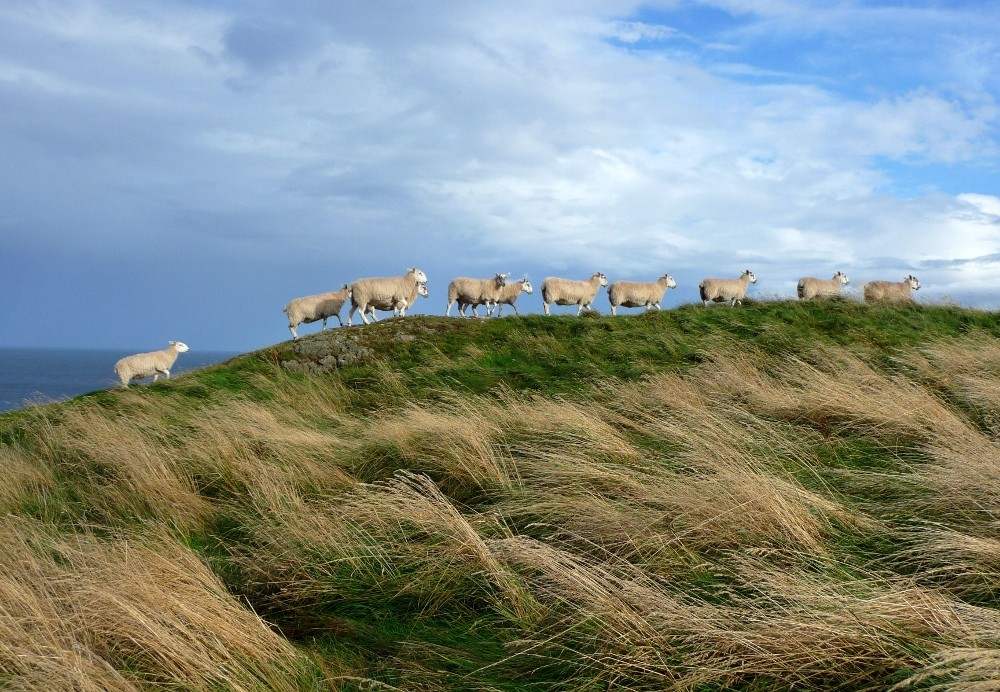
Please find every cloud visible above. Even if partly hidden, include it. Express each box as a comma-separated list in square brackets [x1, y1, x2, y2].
[222, 18, 327, 74]
[959, 193, 1000, 217]
[0, 1, 999, 349]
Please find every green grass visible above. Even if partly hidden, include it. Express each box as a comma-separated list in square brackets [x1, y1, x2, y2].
[5, 298, 1000, 689]
[268, 301, 1000, 406]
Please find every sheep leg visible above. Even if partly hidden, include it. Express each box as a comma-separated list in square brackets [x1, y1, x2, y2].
[446, 300, 454, 317]
[357, 305, 371, 325]
[289, 325, 298, 340]
[543, 302, 551, 316]
[321, 317, 328, 331]
[611, 305, 617, 316]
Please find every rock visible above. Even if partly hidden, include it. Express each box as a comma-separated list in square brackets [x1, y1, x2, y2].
[280, 330, 376, 373]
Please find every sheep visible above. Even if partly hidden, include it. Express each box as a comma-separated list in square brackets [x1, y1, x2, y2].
[283, 284, 352, 340]
[364, 280, 429, 320]
[488, 279, 534, 317]
[863, 275, 921, 303]
[114, 341, 189, 388]
[348, 268, 428, 326]
[607, 274, 677, 316]
[541, 272, 608, 316]
[446, 273, 509, 317]
[699, 270, 757, 307]
[797, 271, 850, 300]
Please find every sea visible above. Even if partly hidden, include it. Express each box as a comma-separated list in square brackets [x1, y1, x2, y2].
[0, 347, 241, 414]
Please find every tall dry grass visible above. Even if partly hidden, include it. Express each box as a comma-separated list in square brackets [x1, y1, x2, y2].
[2, 399, 211, 531]
[0, 519, 317, 690]
[899, 337, 1000, 522]
[5, 332, 1000, 687]
[498, 535, 967, 689]
[228, 347, 998, 686]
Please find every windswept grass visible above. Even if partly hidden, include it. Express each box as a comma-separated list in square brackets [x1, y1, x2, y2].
[4, 300, 1000, 689]
[0, 519, 318, 690]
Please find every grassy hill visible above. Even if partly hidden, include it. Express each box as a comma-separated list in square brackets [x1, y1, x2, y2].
[4, 299, 1000, 690]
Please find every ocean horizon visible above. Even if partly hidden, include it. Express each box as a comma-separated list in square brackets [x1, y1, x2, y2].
[0, 347, 241, 414]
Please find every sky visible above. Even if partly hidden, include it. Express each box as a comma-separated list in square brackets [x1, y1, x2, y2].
[1, 0, 999, 351]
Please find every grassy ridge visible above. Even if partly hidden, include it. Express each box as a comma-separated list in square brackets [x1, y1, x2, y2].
[4, 299, 1000, 689]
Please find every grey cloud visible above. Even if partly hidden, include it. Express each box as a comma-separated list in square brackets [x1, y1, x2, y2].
[918, 253, 1000, 270]
[222, 17, 328, 74]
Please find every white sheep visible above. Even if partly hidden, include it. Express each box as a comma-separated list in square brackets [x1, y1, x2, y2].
[114, 341, 189, 388]
[541, 273, 608, 316]
[797, 271, 850, 300]
[364, 280, 429, 320]
[488, 279, 534, 316]
[699, 270, 757, 307]
[863, 275, 921, 303]
[446, 273, 509, 317]
[283, 284, 352, 340]
[348, 268, 428, 326]
[607, 274, 677, 316]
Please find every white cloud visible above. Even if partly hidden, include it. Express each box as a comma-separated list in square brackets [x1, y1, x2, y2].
[2, 1, 1000, 348]
[958, 193, 1000, 217]
[610, 20, 683, 44]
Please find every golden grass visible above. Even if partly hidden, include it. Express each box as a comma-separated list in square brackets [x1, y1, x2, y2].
[0, 445, 55, 515]
[699, 344, 970, 441]
[6, 403, 211, 531]
[500, 534, 1000, 689]
[0, 519, 314, 690]
[6, 335, 1000, 687]
[180, 399, 355, 501]
[354, 394, 521, 493]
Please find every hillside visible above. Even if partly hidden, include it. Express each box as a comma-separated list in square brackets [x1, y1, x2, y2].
[4, 299, 1000, 690]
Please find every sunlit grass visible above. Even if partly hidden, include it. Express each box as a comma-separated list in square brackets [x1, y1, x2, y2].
[3, 301, 1000, 688]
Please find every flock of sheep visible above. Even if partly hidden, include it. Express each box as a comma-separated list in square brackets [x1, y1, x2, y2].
[113, 268, 923, 386]
[280, 267, 923, 340]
